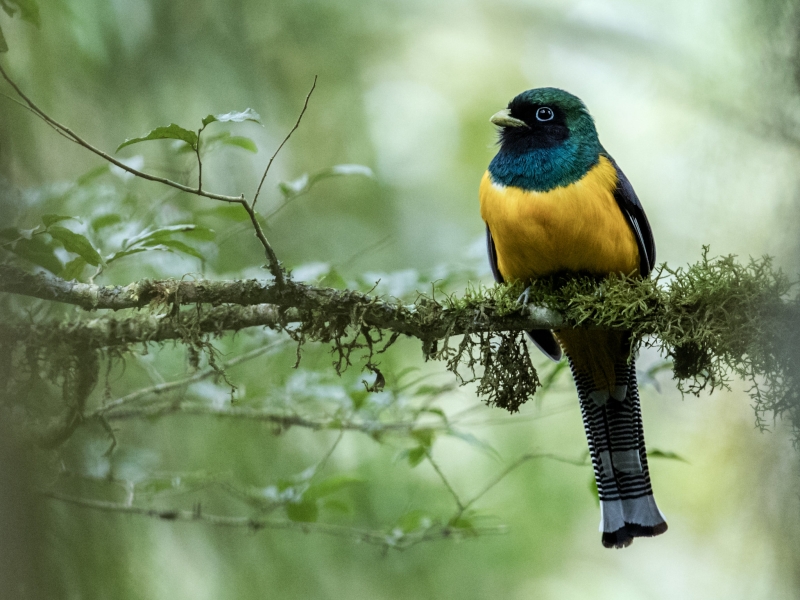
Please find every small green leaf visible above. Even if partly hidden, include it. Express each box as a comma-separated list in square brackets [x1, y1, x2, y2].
[0, 24, 7, 53]
[11, 0, 39, 26]
[145, 239, 204, 260]
[7, 236, 62, 274]
[48, 226, 103, 266]
[649, 449, 689, 464]
[42, 214, 78, 227]
[418, 407, 447, 421]
[202, 108, 262, 127]
[407, 446, 426, 468]
[285, 499, 319, 523]
[305, 474, 364, 500]
[136, 478, 175, 494]
[318, 268, 347, 289]
[180, 226, 216, 241]
[396, 510, 430, 533]
[106, 247, 148, 264]
[91, 213, 123, 231]
[278, 173, 309, 199]
[0, 227, 22, 243]
[220, 135, 258, 153]
[124, 224, 213, 248]
[77, 165, 110, 186]
[278, 164, 374, 200]
[414, 384, 455, 396]
[117, 124, 198, 152]
[410, 428, 435, 449]
[349, 390, 369, 410]
[275, 478, 293, 492]
[326, 164, 374, 178]
[448, 517, 475, 531]
[61, 257, 87, 281]
[194, 132, 258, 154]
[322, 498, 351, 514]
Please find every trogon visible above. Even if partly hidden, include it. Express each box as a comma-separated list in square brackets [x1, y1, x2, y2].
[479, 88, 667, 548]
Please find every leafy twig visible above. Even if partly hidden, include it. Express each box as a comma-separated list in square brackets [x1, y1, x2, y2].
[0, 62, 286, 284]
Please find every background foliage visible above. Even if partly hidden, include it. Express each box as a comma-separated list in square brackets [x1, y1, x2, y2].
[2, 0, 800, 598]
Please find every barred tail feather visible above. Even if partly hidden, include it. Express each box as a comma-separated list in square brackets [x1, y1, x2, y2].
[570, 357, 667, 548]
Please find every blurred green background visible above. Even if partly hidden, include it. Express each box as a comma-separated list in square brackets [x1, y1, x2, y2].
[2, 0, 800, 598]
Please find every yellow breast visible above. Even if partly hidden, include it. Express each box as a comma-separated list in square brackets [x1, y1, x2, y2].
[479, 155, 639, 282]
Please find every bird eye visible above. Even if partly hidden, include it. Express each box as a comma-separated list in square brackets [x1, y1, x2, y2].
[536, 107, 554, 122]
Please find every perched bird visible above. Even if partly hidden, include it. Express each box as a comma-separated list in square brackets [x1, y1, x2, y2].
[480, 88, 667, 548]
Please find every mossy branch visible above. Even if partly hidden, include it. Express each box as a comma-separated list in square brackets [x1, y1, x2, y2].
[3, 248, 799, 436]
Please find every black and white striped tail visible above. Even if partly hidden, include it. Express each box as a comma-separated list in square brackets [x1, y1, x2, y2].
[569, 358, 668, 548]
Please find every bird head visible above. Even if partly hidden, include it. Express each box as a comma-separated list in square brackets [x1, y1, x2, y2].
[491, 87, 600, 154]
[487, 88, 603, 191]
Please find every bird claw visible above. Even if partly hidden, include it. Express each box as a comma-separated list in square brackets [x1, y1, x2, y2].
[517, 286, 531, 307]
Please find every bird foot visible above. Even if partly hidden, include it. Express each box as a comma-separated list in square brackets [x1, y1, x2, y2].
[517, 286, 531, 307]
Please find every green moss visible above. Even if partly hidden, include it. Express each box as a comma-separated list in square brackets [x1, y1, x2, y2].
[439, 247, 798, 434]
[5, 248, 799, 444]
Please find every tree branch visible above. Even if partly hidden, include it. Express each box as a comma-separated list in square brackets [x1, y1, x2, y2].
[0, 303, 291, 349]
[0, 265, 565, 349]
[43, 490, 507, 549]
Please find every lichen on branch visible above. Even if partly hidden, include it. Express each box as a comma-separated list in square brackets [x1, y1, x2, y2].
[2, 248, 799, 437]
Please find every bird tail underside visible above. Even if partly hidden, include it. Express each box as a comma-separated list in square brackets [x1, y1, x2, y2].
[569, 357, 668, 549]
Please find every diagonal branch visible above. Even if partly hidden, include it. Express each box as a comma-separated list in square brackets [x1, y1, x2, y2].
[0, 63, 242, 204]
[252, 76, 317, 210]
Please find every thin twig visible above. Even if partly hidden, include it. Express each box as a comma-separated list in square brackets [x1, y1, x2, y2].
[94, 340, 289, 416]
[0, 91, 74, 143]
[195, 129, 204, 192]
[252, 76, 317, 210]
[453, 452, 588, 522]
[312, 430, 345, 478]
[425, 450, 465, 513]
[43, 490, 506, 548]
[0, 63, 242, 204]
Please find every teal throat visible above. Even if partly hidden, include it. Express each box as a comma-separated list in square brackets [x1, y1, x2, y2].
[488, 139, 602, 192]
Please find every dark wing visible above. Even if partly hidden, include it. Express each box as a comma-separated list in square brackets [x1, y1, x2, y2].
[606, 155, 656, 277]
[486, 226, 562, 361]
